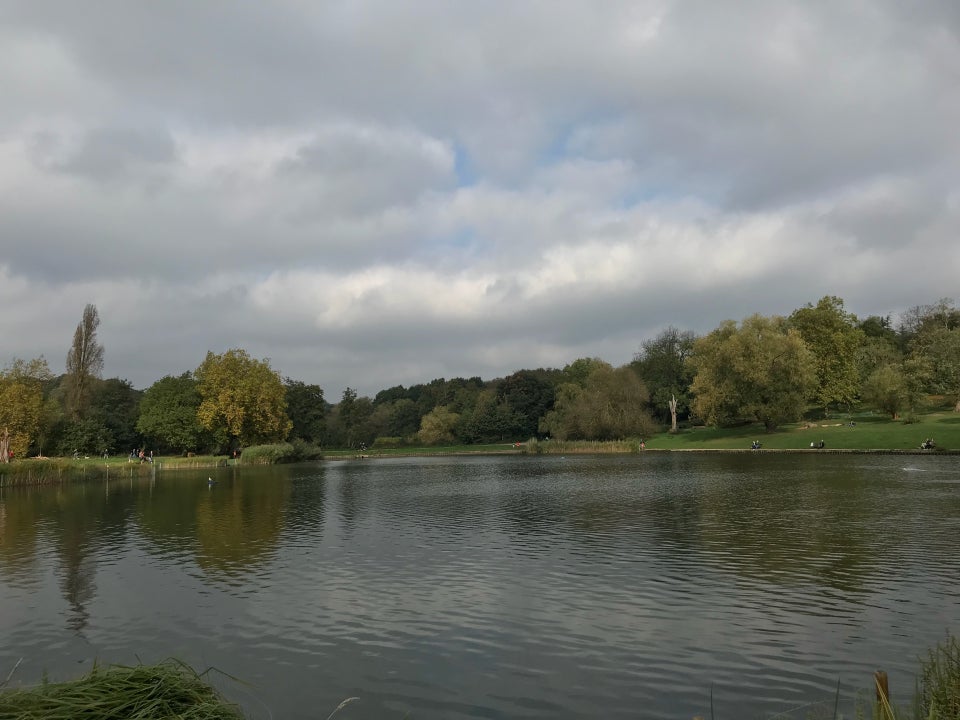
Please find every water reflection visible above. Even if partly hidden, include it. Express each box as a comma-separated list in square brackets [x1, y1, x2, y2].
[0, 487, 44, 584]
[50, 483, 134, 633]
[134, 470, 295, 584]
[194, 476, 289, 579]
[284, 469, 326, 539]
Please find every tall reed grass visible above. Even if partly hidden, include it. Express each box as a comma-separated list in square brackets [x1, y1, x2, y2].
[523, 438, 641, 454]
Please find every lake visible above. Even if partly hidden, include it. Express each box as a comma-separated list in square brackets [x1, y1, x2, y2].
[1, 453, 958, 719]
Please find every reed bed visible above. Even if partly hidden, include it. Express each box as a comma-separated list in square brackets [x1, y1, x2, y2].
[913, 632, 960, 719]
[523, 438, 640, 454]
[0, 660, 243, 720]
[0, 459, 159, 487]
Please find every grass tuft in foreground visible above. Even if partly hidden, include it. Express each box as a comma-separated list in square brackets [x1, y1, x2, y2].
[0, 660, 243, 720]
[913, 632, 960, 720]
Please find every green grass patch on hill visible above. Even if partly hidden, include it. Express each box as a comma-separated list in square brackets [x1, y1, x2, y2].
[647, 410, 960, 451]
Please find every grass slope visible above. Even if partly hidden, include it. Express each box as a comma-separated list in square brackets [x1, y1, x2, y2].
[648, 410, 960, 451]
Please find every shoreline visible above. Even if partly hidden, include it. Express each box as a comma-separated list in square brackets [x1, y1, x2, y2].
[324, 447, 960, 459]
[2, 447, 954, 486]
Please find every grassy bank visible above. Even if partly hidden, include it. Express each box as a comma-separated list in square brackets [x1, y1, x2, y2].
[645, 409, 960, 452]
[323, 410, 960, 458]
[0, 454, 233, 487]
[2, 410, 955, 486]
[0, 458, 164, 487]
[321, 442, 520, 459]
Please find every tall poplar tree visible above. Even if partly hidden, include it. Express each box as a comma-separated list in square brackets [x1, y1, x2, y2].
[64, 304, 105, 420]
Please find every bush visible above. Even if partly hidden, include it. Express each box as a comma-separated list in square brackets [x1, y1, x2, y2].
[238, 443, 296, 465]
[372, 436, 404, 448]
[289, 438, 324, 462]
[240, 441, 324, 464]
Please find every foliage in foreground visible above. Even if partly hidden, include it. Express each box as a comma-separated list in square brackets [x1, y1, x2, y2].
[912, 632, 960, 720]
[0, 660, 242, 720]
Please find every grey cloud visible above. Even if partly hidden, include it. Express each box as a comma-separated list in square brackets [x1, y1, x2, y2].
[57, 126, 176, 181]
[279, 127, 455, 216]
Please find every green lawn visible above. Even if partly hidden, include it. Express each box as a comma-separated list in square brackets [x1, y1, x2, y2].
[647, 410, 960, 451]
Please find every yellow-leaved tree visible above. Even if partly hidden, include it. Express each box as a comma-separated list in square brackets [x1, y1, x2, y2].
[0, 357, 52, 461]
[194, 349, 292, 449]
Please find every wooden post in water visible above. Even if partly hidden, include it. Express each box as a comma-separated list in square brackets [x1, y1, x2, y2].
[875, 670, 891, 719]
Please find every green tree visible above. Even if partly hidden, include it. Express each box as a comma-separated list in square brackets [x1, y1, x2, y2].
[632, 326, 697, 430]
[540, 362, 655, 440]
[418, 406, 460, 445]
[458, 389, 516, 443]
[789, 296, 864, 415]
[88, 378, 142, 454]
[910, 326, 960, 411]
[333, 387, 375, 448]
[195, 349, 292, 449]
[385, 398, 421, 438]
[0, 357, 51, 461]
[284, 379, 326, 442]
[137, 373, 207, 453]
[63, 304, 105, 420]
[497, 370, 555, 438]
[861, 364, 912, 419]
[690, 314, 816, 431]
[561, 357, 608, 387]
[859, 314, 897, 343]
[55, 418, 114, 457]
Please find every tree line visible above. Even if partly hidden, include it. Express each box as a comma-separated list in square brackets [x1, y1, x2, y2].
[1, 296, 958, 459]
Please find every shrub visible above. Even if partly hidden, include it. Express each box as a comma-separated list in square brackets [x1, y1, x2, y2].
[239, 441, 324, 464]
[238, 443, 297, 465]
[373, 436, 404, 448]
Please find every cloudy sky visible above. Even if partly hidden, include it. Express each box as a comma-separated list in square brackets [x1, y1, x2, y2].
[2, 1, 958, 396]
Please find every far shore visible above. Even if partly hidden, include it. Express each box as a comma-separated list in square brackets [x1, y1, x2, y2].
[326, 446, 959, 460]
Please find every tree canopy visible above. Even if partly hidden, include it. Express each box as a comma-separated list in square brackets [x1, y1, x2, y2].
[284, 379, 326, 443]
[137, 373, 207, 453]
[0, 357, 51, 460]
[632, 326, 697, 427]
[64, 304, 104, 420]
[789, 296, 864, 415]
[195, 349, 291, 448]
[541, 362, 654, 440]
[690, 314, 816, 431]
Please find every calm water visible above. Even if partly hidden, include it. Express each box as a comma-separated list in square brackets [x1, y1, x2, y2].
[1, 454, 958, 719]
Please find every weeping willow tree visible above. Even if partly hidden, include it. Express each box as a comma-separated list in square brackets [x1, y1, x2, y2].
[690, 314, 817, 431]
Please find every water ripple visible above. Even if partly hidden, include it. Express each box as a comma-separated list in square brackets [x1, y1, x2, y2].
[1, 455, 959, 719]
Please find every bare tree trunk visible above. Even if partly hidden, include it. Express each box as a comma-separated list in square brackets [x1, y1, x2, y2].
[669, 395, 678, 433]
[0, 427, 10, 463]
